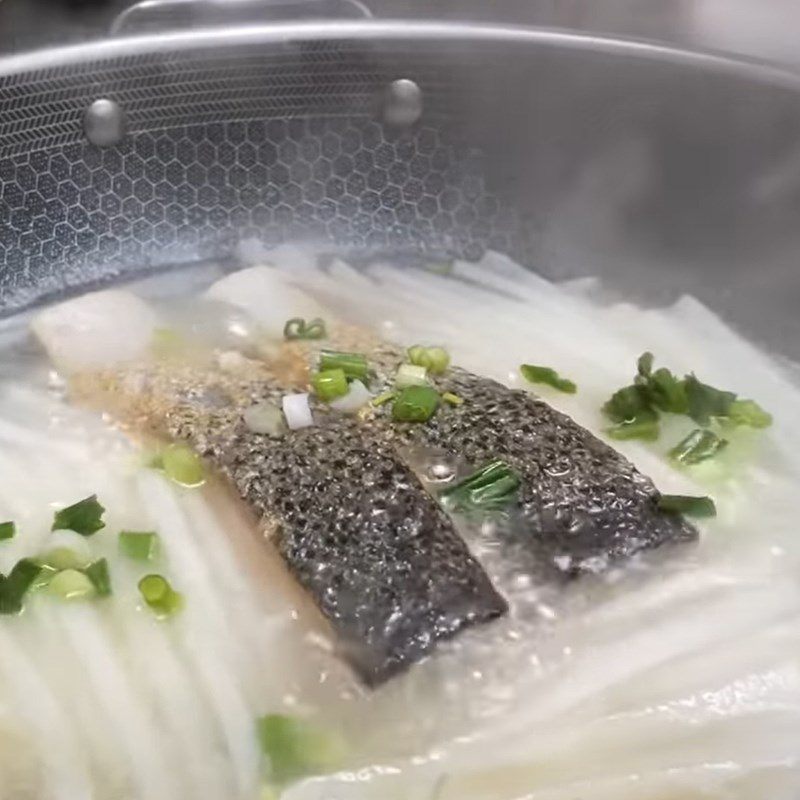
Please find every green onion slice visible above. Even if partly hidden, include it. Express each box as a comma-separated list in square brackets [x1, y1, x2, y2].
[520, 364, 577, 394]
[642, 368, 688, 414]
[602, 385, 651, 424]
[47, 569, 96, 601]
[407, 345, 450, 375]
[257, 713, 342, 785]
[606, 414, 660, 442]
[38, 546, 92, 571]
[392, 385, 440, 423]
[657, 494, 717, 518]
[52, 495, 106, 536]
[0, 559, 44, 614]
[311, 369, 348, 402]
[0, 521, 15, 541]
[728, 398, 773, 429]
[440, 459, 521, 512]
[442, 392, 464, 406]
[318, 350, 368, 381]
[84, 559, 112, 598]
[31, 563, 58, 592]
[669, 428, 728, 465]
[138, 574, 184, 618]
[371, 392, 395, 408]
[162, 444, 205, 488]
[119, 531, 160, 562]
[395, 363, 428, 389]
[637, 351, 654, 377]
[606, 354, 772, 442]
[283, 317, 327, 341]
[684, 375, 737, 426]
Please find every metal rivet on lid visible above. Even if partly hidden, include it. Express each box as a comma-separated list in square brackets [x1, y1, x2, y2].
[383, 79, 423, 127]
[84, 99, 126, 146]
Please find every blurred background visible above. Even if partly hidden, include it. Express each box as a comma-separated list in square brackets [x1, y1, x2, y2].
[2, 0, 800, 68]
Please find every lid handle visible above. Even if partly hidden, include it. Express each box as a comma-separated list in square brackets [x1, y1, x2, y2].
[110, 0, 372, 35]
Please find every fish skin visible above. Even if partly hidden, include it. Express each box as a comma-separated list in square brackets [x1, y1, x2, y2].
[205, 415, 507, 685]
[249, 326, 697, 574]
[365, 363, 698, 575]
[75, 358, 507, 686]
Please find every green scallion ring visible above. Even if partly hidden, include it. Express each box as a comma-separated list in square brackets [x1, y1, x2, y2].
[392, 385, 440, 423]
[311, 369, 349, 402]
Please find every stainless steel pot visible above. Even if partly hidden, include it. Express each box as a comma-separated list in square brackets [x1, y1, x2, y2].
[2, 7, 800, 357]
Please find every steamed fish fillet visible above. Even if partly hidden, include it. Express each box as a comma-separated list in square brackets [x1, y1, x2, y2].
[36, 271, 694, 685]
[275, 321, 698, 577]
[71, 357, 507, 686]
[383, 367, 698, 573]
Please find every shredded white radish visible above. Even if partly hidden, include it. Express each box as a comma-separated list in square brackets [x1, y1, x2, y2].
[30, 290, 157, 371]
[205, 266, 326, 340]
[2, 247, 799, 800]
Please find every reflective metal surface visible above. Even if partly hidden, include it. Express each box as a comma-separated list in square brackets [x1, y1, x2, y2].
[110, 0, 372, 36]
[84, 98, 127, 146]
[0, 22, 799, 359]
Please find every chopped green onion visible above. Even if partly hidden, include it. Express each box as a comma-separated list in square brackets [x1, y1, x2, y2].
[283, 317, 327, 341]
[657, 494, 717, 518]
[607, 354, 773, 443]
[602, 385, 651, 423]
[84, 559, 112, 598]
[52, 495, 106, 536]
[0, 559, 44, 614]
[257, 714, 342, 785]
[520, 364, 577, 394]
[38, 547, 92, 571]
[311, 369, 348, 402]
[440, 459, 521, 512]
[31, 563, 58, 592]
[640, 367, 688, 414]
[392, 385, 440, 423]
[442, 392, 464, 406]
[606, 414, 660, 442]
[371, 392, 395, 407]
[138, 574, 184, 618]
[395, 363, 428, 388]
[162, 444, 205, 488]
[407, 345, 450, 375]
[637, 351, 654, 377]
[119, 531, 160, 562]
[0, 521, 15, 541]
[47, 569, 96, 601]
[684, 375, 737, 426]
[669, 429, 728, 465]
[728, 398, 773, 429]
[319, 350, 368, 381]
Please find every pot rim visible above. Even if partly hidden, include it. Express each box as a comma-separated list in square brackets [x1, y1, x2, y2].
[1, 20, 799, 92]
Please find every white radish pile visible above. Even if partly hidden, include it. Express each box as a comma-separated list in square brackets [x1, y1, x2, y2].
[0, 384, 318, 800]
[1, 246, 797, 800]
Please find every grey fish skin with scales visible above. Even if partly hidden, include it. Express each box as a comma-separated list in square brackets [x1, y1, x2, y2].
[204, 415, 508, 685]
[78, 358, 507, 687]
[365, 357, 698, 576]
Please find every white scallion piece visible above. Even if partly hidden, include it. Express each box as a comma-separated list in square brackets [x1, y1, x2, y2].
[243, 402, 285, 435]
[395, 363, 428, 389]
[282, 393, 314, 430]
[329, 380, 371, 413]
